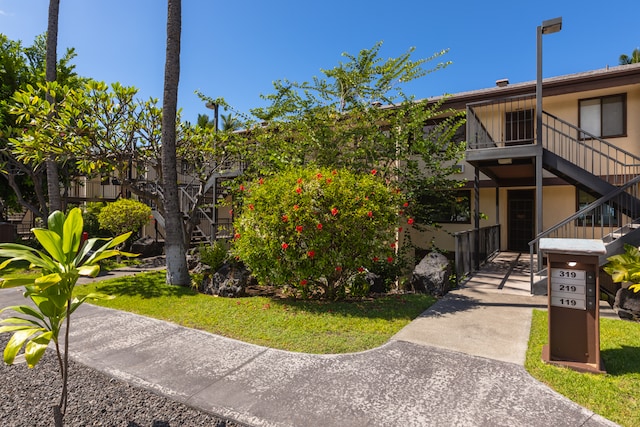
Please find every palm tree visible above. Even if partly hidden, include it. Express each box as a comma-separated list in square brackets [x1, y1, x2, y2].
[221, 112, 242, 131]
[45, 0, 62, 215]
[196, 113, 215, 129]
[161, 0, 189, 285]
[619, 48, 640, 65]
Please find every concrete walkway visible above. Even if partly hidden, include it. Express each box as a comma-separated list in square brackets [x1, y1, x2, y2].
[0, 254, 620, 426]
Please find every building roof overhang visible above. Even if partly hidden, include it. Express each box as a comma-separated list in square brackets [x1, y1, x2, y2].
[424, 63, 640, 110]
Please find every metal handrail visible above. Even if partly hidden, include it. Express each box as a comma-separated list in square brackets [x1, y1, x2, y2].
[528, 174, 640, 287]
[542, 112, 640, 185]
[454, 224, 500, 286]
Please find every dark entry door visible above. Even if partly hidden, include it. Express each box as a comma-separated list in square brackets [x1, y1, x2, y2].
[508, 190, 535, 252]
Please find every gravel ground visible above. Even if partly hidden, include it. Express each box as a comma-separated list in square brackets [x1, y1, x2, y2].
[0, 335, 248, 427]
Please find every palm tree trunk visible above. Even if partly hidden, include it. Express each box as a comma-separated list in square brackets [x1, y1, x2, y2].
[161, 0, 189, 285]
[46, 0, 62, 214]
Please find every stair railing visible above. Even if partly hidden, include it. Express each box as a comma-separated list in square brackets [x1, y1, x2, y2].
[528, 174, 640, 289]
[542, 112, 640, 186]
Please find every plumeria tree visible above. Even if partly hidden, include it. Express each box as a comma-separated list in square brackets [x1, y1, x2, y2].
[232, 166, 407, 299]
[0, 33, 82, 222]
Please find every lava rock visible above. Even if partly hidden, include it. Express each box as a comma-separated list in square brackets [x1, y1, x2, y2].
[410, 252, 452, 296]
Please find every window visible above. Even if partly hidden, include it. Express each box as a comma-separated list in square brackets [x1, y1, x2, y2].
[576, 189, 618, 227]
[431, 190, 471, 224]
[505, 109, 533, 145]
[579, 94, 626, 138]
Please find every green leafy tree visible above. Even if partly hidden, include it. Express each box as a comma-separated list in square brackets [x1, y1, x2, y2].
[0, 32, 80, 222]
[232, 166, 405, 299]
[227, 42, 465, 228]
[220, 112, 241, 131]
[0, 208, 135, 425]
[196, 113, 215, 129]
[619, 48, 640, 65]
[97, 198, 151, 238]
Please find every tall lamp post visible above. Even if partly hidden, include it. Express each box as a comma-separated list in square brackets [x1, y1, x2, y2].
[535, 16, 562, 272]
[536, 17, 562, 147]
[205, 101, 220, 132]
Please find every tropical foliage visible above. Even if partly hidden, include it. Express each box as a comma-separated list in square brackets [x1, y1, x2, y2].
[232, 166, 407, 299]
[210, 41, 466, 230]
[0, 32, 81, 222]
[619, 48, 640, 65]
[603, 243, 640, 293]
[97, 198, 151, 238]
[0, 208, 135, 421]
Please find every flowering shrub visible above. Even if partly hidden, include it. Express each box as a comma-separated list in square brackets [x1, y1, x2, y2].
[232, 167, 405, 299]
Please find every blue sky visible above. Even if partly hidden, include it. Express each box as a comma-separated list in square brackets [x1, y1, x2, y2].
[1, 0, 638, 124]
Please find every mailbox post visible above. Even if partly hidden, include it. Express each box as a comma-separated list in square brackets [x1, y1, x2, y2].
[539, 238, 606, 374]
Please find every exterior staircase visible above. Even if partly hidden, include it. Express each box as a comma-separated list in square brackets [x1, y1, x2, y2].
[529, 112, 640, 297]
[465, 94, 640, 297]
[149, 159, 244, 247]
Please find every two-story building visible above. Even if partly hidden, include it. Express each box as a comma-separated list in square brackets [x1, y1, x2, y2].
[408, 62, 640, 294]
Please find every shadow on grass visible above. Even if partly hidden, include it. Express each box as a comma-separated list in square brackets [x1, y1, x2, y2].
[601, 345, 640, 375]
[264, 293, 438, 321]
[85, 272, 197, 299]
[80, 271, 437, 321]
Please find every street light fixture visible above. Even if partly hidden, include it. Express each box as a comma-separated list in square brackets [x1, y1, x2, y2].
[535, 16, 562, 271]
[536, 17, 562, 147]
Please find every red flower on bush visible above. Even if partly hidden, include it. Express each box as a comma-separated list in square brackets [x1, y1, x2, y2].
[297, 178, 303, 184]
[307, 250, 315, 258]
[248, 204, 254, 210]
[371, 169, 377, 175]
[317, 223, 323, 230]
[281, 242, 289, 250]
[296, 225, 303, 233]
[390, 242, 396, 248]
[300, 279, 308, 286]
[239, 184, 245, 191]
[403, 201, 409, 207]
[331, 169, 338, 175]
[387, 256, 394, 263]
[234, 233, 241, 240]
[325, 178, 332, 184]
[357, 267, 364, 272]
[367, 211, 373, 218]
[335, 266, 342, 271]
[331, 207, 339, 216]
[282, 215, 288, 222]
[294, 205, 300, 210]
[407, 218, 415, 225]
[316, 173, 323, 179]
[259, 178, 264, 185]
[373, 257, 380, 262]
[296, 187, 302, 194]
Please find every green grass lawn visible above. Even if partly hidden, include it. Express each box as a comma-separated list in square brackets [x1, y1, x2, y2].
[525, 309, 640, 427]
[74, 271, 436, 354]
[0, 260, 40, 279]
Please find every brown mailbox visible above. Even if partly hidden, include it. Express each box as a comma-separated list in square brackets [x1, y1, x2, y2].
[539, 238, 606, 374]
